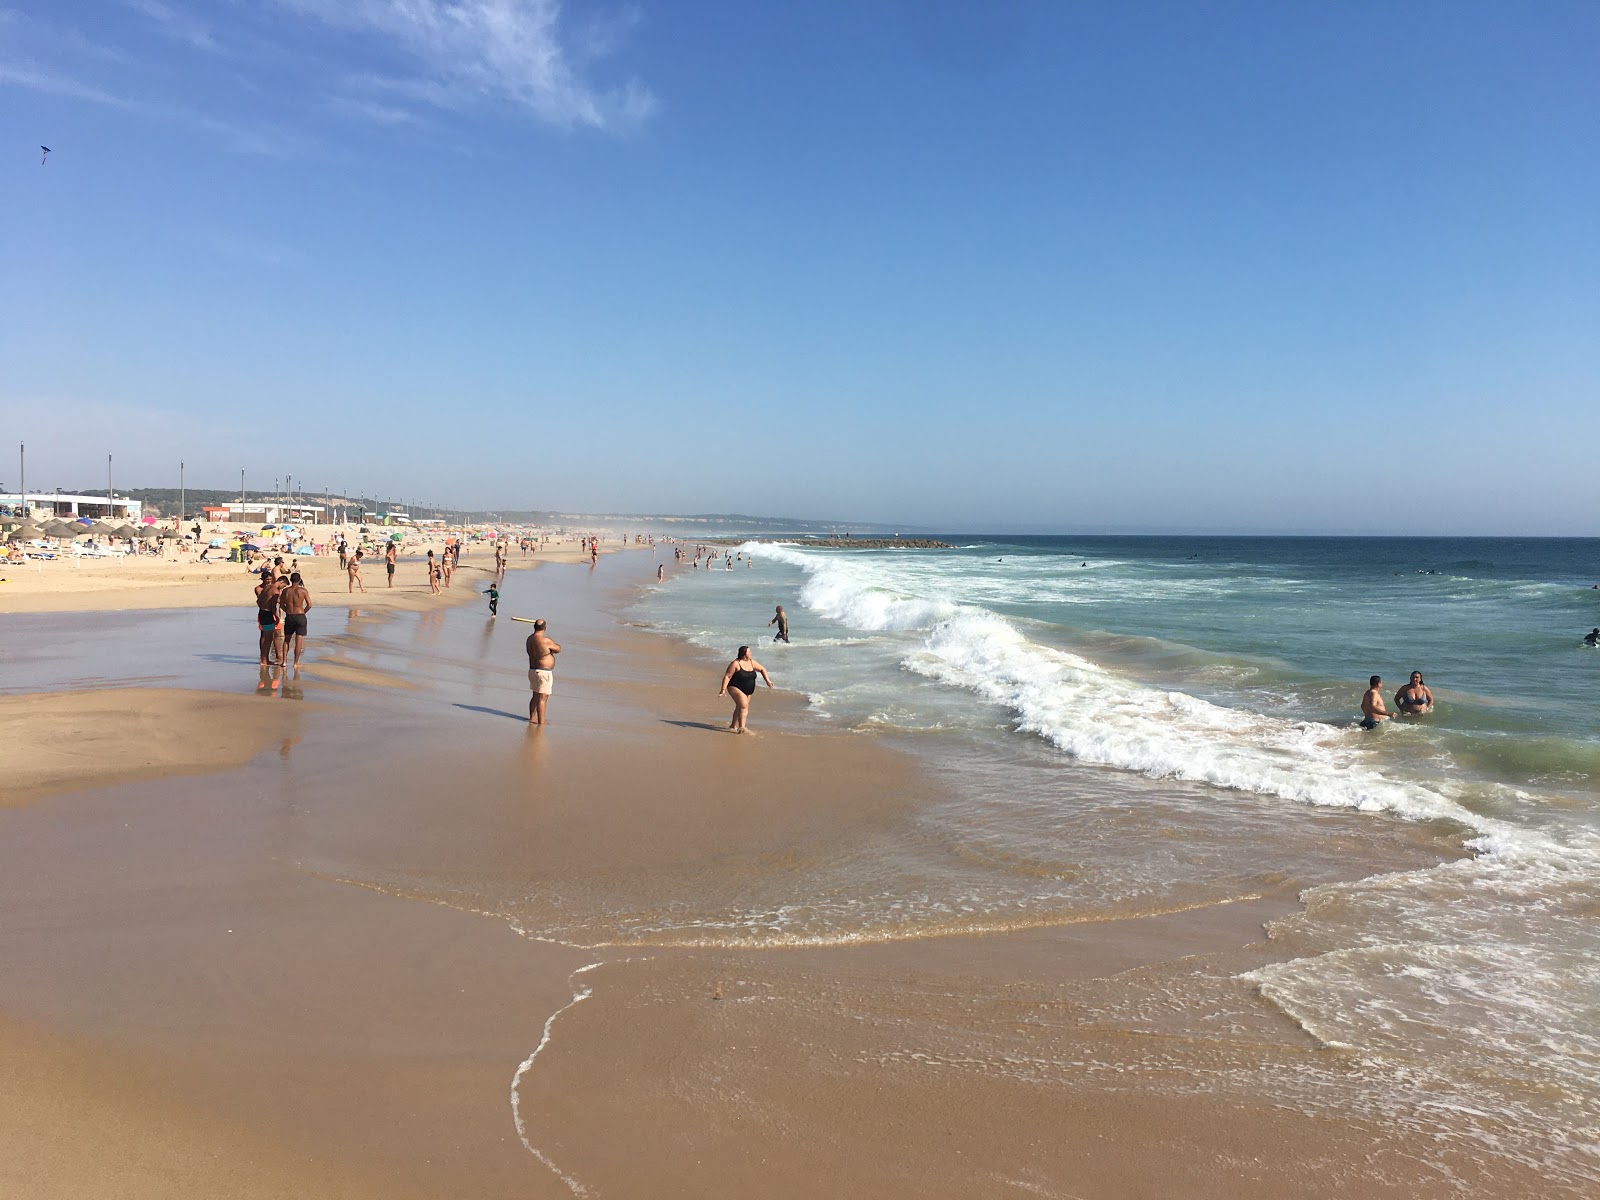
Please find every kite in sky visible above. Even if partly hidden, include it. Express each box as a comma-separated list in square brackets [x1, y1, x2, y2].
[40, 145, 50, 165]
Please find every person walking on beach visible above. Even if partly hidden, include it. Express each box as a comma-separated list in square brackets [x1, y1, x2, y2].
[486, 582, 499, 616]
[427, 550, 440, 594]
[442, 545, 454, 589]
[255, 574, 284, 667]
[719, 645, 774, 734]
[385, 540, 396, 588]
[347, 549, 366, 594]
[280, 571, 313, 669]
[1360, 676, 1396, 729]
[769, 605, 790, 643]
[525, 619, 560, 725]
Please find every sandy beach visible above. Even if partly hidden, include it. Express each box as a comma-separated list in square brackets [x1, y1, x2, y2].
[0, 525, 606, 614]
[0, 550, 1575, 1197]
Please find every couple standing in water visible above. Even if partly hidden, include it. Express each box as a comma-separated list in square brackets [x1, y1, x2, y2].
[1361, 671, 1434, 728]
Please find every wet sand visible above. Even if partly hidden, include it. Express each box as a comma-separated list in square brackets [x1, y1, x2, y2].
[0, 553, 1567, 1197]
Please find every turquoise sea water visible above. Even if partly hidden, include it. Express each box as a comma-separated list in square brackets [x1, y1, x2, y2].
[633, 535, 1600, 1186]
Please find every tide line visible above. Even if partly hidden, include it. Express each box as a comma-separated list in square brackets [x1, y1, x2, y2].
[509, 961, 606, 1196]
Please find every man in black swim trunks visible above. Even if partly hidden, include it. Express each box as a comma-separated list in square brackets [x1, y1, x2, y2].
[255, 573, 284, 667]
[1586, 628, 1600, 647]
[1360, 675, 1396, 729]
[280, 571, 313, 669]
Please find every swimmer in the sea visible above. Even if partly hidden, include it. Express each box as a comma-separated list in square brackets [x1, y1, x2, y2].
[1585, 628, 1600, 646]
[1394, 671, 1433, 715]
[1360, 675, 1396, 729]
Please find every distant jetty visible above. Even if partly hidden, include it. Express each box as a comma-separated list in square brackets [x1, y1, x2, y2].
[715, 537, 951, 550]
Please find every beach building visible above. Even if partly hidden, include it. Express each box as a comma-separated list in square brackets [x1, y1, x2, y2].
[0, 492, 143, 522]
[219, 503, 326, 525]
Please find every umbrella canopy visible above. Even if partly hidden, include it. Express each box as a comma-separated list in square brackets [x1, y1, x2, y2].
[8, 523, 45, 541]
[42, 520, 79, 537]
[137, 526, 162, 540]
[158, 528, 181, 540]
[88, 521, 119, 536]
[239, 542, 262, 552]
[112, 524, 140, 539]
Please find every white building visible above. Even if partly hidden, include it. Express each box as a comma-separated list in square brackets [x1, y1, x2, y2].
[0, 492, 143, 522]
[219, 503, 326, 525]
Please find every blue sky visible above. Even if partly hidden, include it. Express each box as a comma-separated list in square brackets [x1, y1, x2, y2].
[2, 1, 1596, 533]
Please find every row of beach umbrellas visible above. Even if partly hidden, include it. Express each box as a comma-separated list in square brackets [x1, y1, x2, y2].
[4, 517, 180, 543]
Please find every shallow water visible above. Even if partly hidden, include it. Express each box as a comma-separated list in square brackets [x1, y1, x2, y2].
[628, 535, 1600, 1184]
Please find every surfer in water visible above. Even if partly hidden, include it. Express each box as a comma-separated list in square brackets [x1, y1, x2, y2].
[1585, 628, 1600, 646]
[1394, 672, 1434, 715]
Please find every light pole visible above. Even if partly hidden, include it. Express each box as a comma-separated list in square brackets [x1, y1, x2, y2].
[240, 468, 245, 508]
[107, 454, 113, 520]
[18, 442, 24, 520]
[179, 460, 185, 527]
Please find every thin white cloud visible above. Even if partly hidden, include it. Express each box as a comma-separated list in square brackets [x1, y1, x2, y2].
[0, 60, 307, 157]
[120, 0, 219, 52]
[326, 93, 427, 127]
[283, 0, 657, 131]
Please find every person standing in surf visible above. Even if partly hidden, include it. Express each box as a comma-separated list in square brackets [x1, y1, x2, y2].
[1394, 672, 1434, 714]
[769, 605, 790, 643]
[1360, 676, 1396, 729]
[718, 645, 774, 734]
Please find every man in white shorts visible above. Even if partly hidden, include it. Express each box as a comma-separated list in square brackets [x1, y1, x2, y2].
[526, 618, 561, 725]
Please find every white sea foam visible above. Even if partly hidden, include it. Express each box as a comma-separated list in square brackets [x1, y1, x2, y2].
[510, 962, 605, 1196]
[747, 542, 1475, 827]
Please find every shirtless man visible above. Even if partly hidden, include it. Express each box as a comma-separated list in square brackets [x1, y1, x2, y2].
[1360, 675, 1396, 729]
[525, 618, 561, 725]
[255, 573, 284, 667]
[347, 548, 366, 594]
[280, 571, 313, 668]
[769, 605, 790, 643]
[385, 541, 397, 588]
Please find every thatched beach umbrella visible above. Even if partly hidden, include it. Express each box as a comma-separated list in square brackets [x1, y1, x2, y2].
[8, 523, 45, 541]
[137, 525, 162, 540]
[112, 524, 139, 539]
[41, 519, 78, 538]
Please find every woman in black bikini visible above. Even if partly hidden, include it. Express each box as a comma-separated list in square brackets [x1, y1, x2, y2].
[718, 645, 774, 733]
[1394, 671, 1434, 715]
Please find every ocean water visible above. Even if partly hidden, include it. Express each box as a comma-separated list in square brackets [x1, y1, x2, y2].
[631, 535, 1600, 1185]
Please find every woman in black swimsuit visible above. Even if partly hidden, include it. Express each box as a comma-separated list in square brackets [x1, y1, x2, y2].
[718, 645, 774, 734]
[1394, 671, 1434, 715]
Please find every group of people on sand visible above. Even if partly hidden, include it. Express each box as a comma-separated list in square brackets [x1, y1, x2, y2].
[1360, 671, 1434, 729]
[521, 602, 784, 734]
[254, 559, 313, 669]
